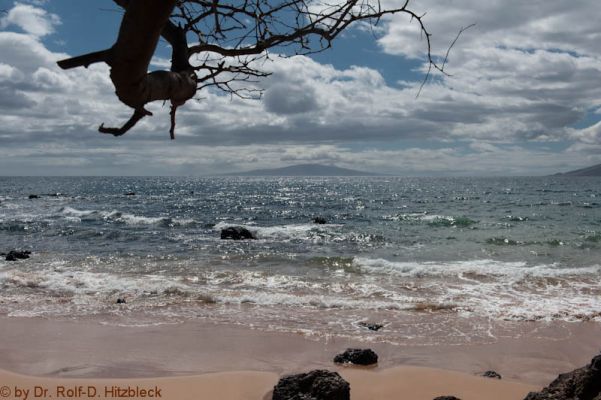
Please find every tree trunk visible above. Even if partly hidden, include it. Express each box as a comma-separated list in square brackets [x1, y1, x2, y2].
[109, 0, 196, 109]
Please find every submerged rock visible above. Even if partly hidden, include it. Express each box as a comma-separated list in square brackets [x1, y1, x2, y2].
[272, 369, 350, 400]
[4, 250, 31, 261]
[482, 370, 502, 379]
[358, 322, 383, 331]
[220, 226, 255, 240]
[523, 353, 601, 400]
[313, 217, 327, 224]
[333, 348, 378, 366]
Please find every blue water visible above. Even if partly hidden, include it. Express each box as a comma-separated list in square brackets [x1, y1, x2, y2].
[1, 176, 600, 344]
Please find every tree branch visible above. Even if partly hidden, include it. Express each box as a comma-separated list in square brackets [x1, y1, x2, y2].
[99, 108, 153, 136]
[57, 49, 112, 70]
[56, 0, 466, 139]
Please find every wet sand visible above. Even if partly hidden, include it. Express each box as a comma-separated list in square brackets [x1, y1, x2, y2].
[0, 316, 599, 399]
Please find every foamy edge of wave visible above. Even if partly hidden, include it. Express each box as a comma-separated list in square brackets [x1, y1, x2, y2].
[60, 207, 196, 226]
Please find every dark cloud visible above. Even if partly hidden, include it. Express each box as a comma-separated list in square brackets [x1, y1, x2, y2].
[263, 84, 319, 115]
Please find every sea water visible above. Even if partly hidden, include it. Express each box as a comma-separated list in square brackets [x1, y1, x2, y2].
[1, 176, 600, 344]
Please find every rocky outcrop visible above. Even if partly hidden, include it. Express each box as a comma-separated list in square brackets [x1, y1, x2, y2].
[523, 354, 601, 400]
[2, 250, 31, 261]
[333, 348, 378, 366]
[220, 226, 256, 240]
[358, 322, 383, 331]
[272, 369, 350, 400]
[482, 370, 502, 379]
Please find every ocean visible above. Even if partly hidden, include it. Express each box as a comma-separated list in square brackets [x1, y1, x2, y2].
[1, 176, 600, 345]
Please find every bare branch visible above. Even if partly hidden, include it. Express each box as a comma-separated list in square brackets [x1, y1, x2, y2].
[99, 108, 153, 136]
[169, 105, 178, 140]
[57, 0, 466, 139]
[57, 49, 111, 70]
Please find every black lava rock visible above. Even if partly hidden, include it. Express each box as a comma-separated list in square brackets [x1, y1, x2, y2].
[333, 348, 378, 366]
[272, 369, 350, 400]
[482, 370, 502, 379]
[358, 322, 383, 331]
[4, 250, 31, 261]
[313, 217, 327, 224]
[220, 226, 256, 240]
[524, 353, 601, 400]
[28, 194, 39, 199]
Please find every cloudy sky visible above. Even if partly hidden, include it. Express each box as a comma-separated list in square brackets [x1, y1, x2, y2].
[0, 0, 600, 176]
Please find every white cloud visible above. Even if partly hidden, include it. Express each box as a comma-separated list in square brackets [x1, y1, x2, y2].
[0, 2, 60, 37]
[372, 0, 601, 144]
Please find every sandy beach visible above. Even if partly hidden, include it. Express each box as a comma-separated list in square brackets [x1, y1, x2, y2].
[0, 316, 599, 399]
[0, 366, 539, 400]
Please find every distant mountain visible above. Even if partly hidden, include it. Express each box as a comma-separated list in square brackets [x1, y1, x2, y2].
[557, 163, 601, 177]
[224, 163, 384, 176]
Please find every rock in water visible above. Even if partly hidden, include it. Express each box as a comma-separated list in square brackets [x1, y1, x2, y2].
[28, 194, 39, 199]
[482, 370, 502, 379]
[313, 217, 327, 224]
[333, 348, 378, 366]
[220, 226, 256, 240]
[523, 353, 601, 399]
[5, 250, 31, 261]
[358, 322, 383, 331]
[272, 370, 350, 400]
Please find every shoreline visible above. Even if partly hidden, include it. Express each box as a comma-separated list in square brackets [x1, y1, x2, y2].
[0, 316, 599, 387]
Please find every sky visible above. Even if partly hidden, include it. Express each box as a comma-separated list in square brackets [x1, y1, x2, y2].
[0, 0, 600, 176]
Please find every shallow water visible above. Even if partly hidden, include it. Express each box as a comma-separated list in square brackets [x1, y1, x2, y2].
[1, 176, 600, 343]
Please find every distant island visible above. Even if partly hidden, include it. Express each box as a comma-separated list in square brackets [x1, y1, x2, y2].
[556, 163, 601, 176]
[223, 163, 384, 176]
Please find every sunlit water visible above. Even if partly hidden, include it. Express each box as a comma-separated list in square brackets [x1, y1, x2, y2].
[1, 176, 600, 344]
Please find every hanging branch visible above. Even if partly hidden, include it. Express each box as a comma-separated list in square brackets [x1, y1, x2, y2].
[57, 0, 470, 139]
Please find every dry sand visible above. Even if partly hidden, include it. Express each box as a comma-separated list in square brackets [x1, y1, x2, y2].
[0, 316, 599, 399]
[0, 366, 539, 400]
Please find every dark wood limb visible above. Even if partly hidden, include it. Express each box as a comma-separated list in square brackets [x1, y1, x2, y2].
[169, 104, 177, 140]
[112, 0, 191, 72]
[57, 49, 112, 70]
[98, 108, 153, 136]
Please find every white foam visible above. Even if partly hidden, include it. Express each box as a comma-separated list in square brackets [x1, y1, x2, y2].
[352, 257, 601, 278]
[351, 257, 601, 321]
[213, 221, 338, 240]
[60, 206, 96, 217]
[2, 256, 600, 324]
[60, 207, 195, 226]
